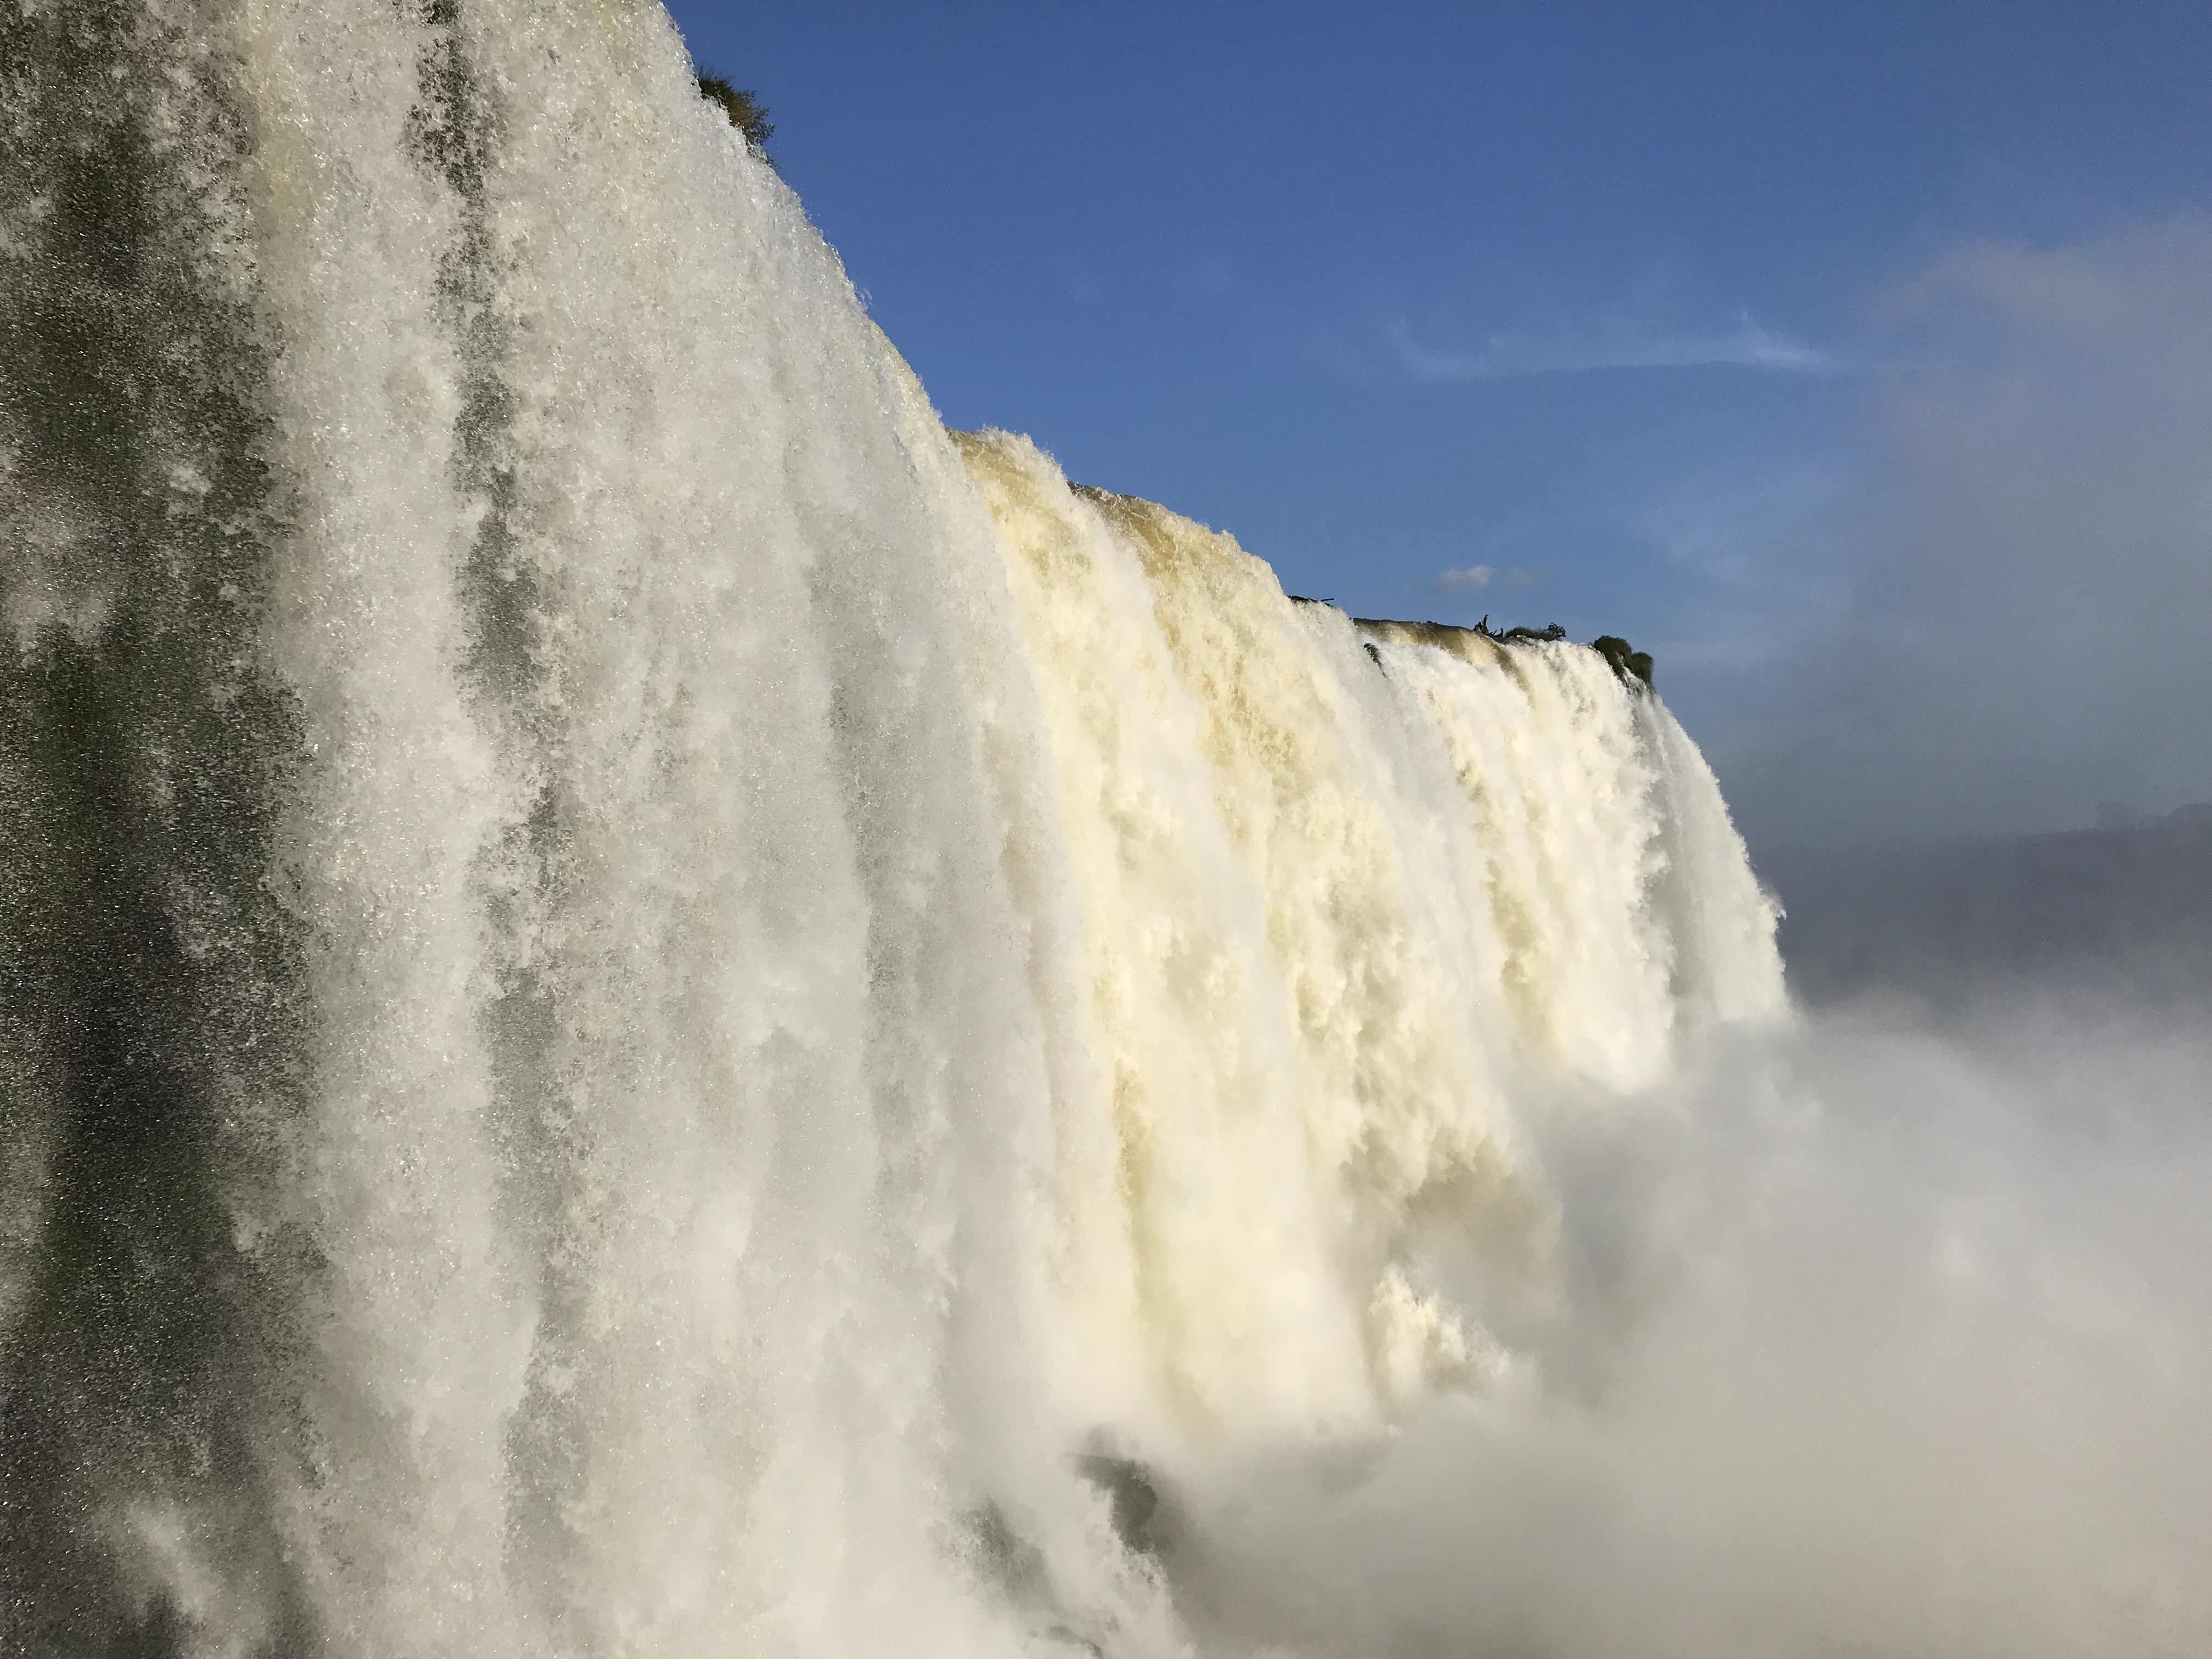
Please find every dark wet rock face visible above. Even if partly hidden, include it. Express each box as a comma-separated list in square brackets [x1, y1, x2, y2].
[956, 1455, 1166, 1657]
[1, 7, 322, 1655]
[1075, 1453, 1163, 1557]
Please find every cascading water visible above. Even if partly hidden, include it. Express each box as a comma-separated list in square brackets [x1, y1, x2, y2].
[55, 4, 2212, 1657]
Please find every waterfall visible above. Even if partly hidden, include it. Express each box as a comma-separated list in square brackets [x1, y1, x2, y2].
[1, 5, 1793, 1654]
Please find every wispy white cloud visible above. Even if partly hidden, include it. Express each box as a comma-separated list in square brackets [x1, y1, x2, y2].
[1429, 562, 1543, 598]
[1389, 309, 1834, 382]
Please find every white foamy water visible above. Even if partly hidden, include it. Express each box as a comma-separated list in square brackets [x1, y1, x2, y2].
[4, 5, 2205, 1658]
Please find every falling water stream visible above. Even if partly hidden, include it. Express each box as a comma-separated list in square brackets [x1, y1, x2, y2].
[8, 7, 2205, 1659]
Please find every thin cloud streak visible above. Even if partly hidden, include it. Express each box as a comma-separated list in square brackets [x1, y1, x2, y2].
[1425, 562, 1543, 609]
[1390, 311, 1835, 382]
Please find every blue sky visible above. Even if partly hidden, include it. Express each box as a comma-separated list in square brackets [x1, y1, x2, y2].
[662, 1, 2212, 844]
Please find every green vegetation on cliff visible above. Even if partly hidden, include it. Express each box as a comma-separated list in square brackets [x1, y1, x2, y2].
[697, 71, 774, 163]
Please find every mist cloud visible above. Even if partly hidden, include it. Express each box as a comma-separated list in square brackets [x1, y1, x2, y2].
[1153, 1002, 2212, 1658]
[1723, 218, 2212, 846]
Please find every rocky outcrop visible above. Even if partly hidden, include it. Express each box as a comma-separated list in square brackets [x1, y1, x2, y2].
[1592, 634, 1655, 689]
